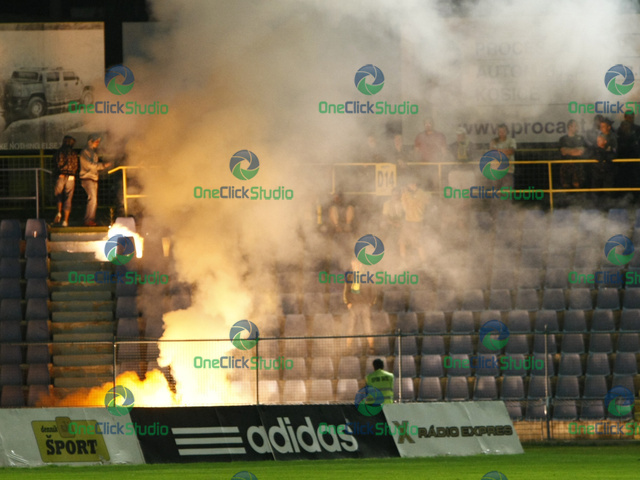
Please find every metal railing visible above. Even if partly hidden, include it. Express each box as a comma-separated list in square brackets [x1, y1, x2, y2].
[0, 167, 52, 218]
[107, 165, 147, 216]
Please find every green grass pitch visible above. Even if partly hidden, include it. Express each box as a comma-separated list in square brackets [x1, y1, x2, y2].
[0, 445, 637, 479]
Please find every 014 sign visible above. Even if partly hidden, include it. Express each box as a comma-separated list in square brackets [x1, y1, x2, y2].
[375, 164, 396, 196]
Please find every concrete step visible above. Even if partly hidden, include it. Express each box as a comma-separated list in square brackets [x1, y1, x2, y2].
[53, 375, 113, 388]
[51, 290, 112, 302]
[53, 332, 114, 342]
[51, 321, 114, 334]
[51, 270, 107, 282]
[51, 300, 113, 312]
[53, 354, 114, 367]
[53, 365, 113, 377]
[52, 311, 113, 323]
[50, 251, 99, 262]
[52, 343, 112, 356]
[48, 240, 106, 255]
[50, 230, 109, 242]
[50, 260, 111, 272]
[50, 282, 112, 293]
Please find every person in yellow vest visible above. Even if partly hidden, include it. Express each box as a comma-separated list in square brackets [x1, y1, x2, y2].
[366, 358, 394, 404]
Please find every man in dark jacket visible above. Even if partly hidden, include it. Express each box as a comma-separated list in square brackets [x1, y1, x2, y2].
[53, 135, 78, 227]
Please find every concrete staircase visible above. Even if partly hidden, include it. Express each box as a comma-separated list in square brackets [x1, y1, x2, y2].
[48, 227, 115, 390]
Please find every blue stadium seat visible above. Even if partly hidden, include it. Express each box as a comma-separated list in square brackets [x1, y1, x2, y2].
[418, 377, 443, 401]
[616, 333, 640, 353]
[371, 312, 391, 333]
[0, 364, 23, 385]
[449, 335, 474, 355]
[394, 356, 417, 378]
[397, 312, 418, 333]
[451, 311, 474, 333]
[488, 290, 512, 311]
[501, 354, 527, 376]
[475, 354, 499, 377]
[116, 296, 138, 318]
[0, 259, 21, 279]
[546, 252, 571, 269]
[553, 400, 578, 420]
[0, 385, 25, 407]
[568, 289, 593, 310]
[504, 335, 530, 355]
[588, 334, 613, 354]
[585, 354, 610, 376]
[423, 311, 446, 333]
[541, 289, 565, 311]
[0, 321, 22, 342]
[257, 380, 280, 404]
[25, 321, 49, 342]
[501, 376, 525, 400]
[283, 358, 306, 380]
[26, 364, 50, 385]
[284, 314, 307, 336]
[446, 354, 471, 377]
[622, 289, 640, 309]
[0, 220, 21, 239]
[0, 239, 20, 259]
[535, 310, 559, 332]
[591, 310, 615, 331]
[25, 258, 47, 279]
[394, 377, 415, 402]
[372, 337, 391, 356]
[580, 400, 605, 420]
[0, 345, 22, 364]
[445, 376, 469, 401]
[0, 299, 22, 321]
[310, 357, 335, 380]
[25, 237, 47, 258]
[309, 379, 334, 403]
[583, 375, 608, 399]
[25, 219, 46, 239]
[25, 299, 49, 321]
[560, 334, 585, 354]
[25, 279, 48, 299]
[596, 289, 620, 310]
[595, 268, 623, 288]
[521, 229, 547, 249]
[396, 336, 418, 356]
[473, 376, 498, 400]
[620, 309, 640, 330]
[558, 353, 583, 376]
[528, 376, 551, 399]
[116, 318, 139, 338]
[613, 352, 638, 376]
[507, 310, 531, 332]
[515, 288, 539, 311]
[460, 289, 485, 311]
[533, 334, 557, 354]
[26, 345, 49, 364]
[420, 355, 444, 377]
[421, 335, 446, 355]
[573, 247, 600, 269]
[564, 310, 587, 332]
[436, 289, 459, 312]
[336, 379, 358, 402]
[328, 292, 347, 314]
[612, 374, 635, 393]
[337, 356, 361, 379]
[0, 279, 21, 299]
[531, 354, 555, 376]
